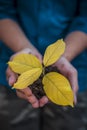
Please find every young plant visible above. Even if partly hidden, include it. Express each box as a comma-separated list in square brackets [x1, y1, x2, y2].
[8, 39, 74, 107]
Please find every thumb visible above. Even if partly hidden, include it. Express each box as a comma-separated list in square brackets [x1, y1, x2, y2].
[68, 69, 79, 104]
[6, 67, 18, 86]
[34, 53, 42, 63]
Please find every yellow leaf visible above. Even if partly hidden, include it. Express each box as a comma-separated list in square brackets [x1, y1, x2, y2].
[43, 39, 65, 67]
[42, 72, 74, 107]
[13, 68, 42, 89]
[8, 53, 42, 74]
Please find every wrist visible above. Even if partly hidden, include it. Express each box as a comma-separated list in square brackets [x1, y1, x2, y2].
[63, 53, 72, 62]
[54, 56, 66, 69]
[16, 48, 33, 54]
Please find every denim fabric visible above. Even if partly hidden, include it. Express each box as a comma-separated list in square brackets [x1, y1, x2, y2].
[72, 50, 87, 92]
[0, 0, 87, 91]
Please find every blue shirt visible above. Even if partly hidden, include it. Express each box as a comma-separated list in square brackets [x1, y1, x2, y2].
[0, 0, 87, 91]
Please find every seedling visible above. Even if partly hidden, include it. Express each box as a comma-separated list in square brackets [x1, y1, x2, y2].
[8, 39, 74, 107]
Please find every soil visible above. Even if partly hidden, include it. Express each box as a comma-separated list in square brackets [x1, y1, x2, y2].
[30, 66, 58, 99]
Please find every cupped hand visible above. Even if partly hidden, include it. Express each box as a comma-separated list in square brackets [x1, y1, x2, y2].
[53, 56, 79, 104]
[6, 48, 48, 108]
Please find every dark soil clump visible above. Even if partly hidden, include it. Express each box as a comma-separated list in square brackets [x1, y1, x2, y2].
[30, 66, 58, 99]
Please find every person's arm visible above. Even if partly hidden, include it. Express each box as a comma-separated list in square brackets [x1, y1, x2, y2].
[63, 0, 87, 61]
[1, 19, 78, 106]
[0, 0, 44, 108]
[0, 0, 41, 55]
[0, 19, 41, 55]
[64, 31, 87, 61]
[0, 0, 49, 108]
[0, 0, 78, 107]
[0, 19, 44, 108]
[54, 31, 87, 104]
[54, 0, 87, 103]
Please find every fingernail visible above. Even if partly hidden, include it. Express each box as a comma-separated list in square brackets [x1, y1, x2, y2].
[40, 97, 48, 107]
[74, 94, 77, 105]
[9, 76, 13, 86]
[44, 97, 48, 103]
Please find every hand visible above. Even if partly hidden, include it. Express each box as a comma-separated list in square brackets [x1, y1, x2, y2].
[53, 56, 79, 104]
[6, 48, 48, 108]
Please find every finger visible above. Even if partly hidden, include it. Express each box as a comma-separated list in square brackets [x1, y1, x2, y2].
[6, 67, 18, 86]
[39, 96, 49, 107]
[68, 68, 79, 104]
[32, 51, 42, 63]
[21, 87, 32, 97]
[35, 54, 42, 63]
[68, 69, 79, 93]
[16, 90, 27, 100]
[11, 48, 43, 63]
[16, 89, 39, 108]
[21, 87, 39, 108]
[74, 94, 77, 105]
[9, 48, 33, 61]
[27, 95, 39, 108]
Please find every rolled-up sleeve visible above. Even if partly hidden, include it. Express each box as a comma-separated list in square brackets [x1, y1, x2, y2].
[0, 0, 17, 20]
[68, 0, 87, 34]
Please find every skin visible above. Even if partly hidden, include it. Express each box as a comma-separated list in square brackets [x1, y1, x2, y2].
[64, 31, 87, 61]
[0, 19, 84, 108]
